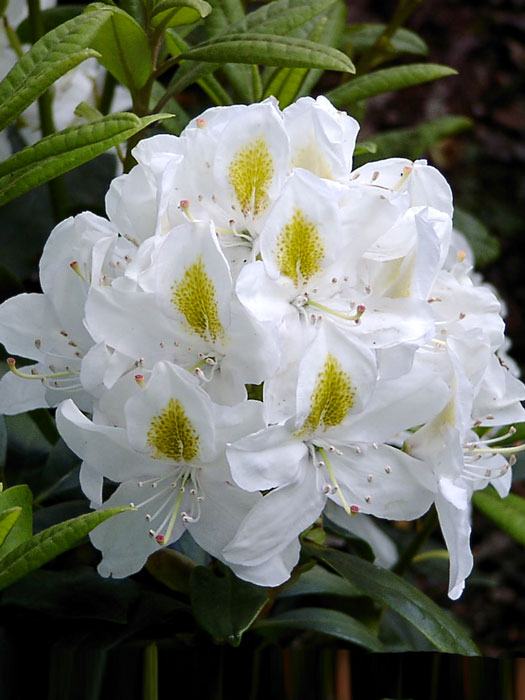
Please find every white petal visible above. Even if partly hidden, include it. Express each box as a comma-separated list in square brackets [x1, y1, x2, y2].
[327, 444, 435, 520]
[227, 423, 307, 491]
[232, 539, 301, 587]
[80, 461, 104, 507]
[0, 364, 48, 413]
[223, 460, 325, 567]
[56, 399, 158, 481]
[125, 361, 216, 462]
[435, 490, 473, 600]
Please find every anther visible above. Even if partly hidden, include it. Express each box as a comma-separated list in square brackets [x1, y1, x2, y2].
[134, 374, 145, 386]
[196, 117, 206, 128]
[69, 260, 87, 281]
[155, 534, 165, 545]
[456, 250, 467, 263]
[350, 505, 359, 515]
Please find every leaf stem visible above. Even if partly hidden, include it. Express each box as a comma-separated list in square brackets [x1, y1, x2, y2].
[99, 70, 116, 115]
[142, 642, 159, 700]
[26, 0, 67, 220]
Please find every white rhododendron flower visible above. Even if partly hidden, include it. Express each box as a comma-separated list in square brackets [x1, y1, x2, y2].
[1, 96, 523, 599]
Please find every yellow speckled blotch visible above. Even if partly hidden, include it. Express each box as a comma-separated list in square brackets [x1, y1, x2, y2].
[297, 354, 354, 436]
[147, 398, 200, 462]
[228, 138, 273, 216]
[276, 209, 325, 286]
[172, 257, 224, 341]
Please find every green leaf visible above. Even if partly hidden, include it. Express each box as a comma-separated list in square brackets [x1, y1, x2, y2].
[344, 23, 428, 58]
[0, 508, 22, 549]
[16, 5, 84, 43]
[0, 506, 131, 592]
[278, 564, 360, 598]
[0, 113, 171, 208]
[0, 8, 111, 131]
[306, 545, 479, 655]
[234, 0, 338, 36]
[0, 485, 32, 555]
[256, 607, 383, 651]
[473, 486, 525, 546]
[326, 64, 457, 108]
[179, 33, 355, 73]
[86, 3, 152, 90]
[453, 207, 501, 268]
[353, 141, 377, 156]
[151, 0, 212, 28]
[354, 115, 473, 164]
[190, 565, 268, 645]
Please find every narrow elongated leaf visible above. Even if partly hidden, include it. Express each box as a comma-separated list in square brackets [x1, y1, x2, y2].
[278, 565, 360, 598]
[0, 113, 171, 208]
[235, 0, 338, 36]
[256, 607, 383, 651]
[307, 545, 479, 655]
[354, 115, 473, 164]
[86, 3, 151, 90]
[16, 5, 84, 43]
[0, 485, 32, 555]
[0, 508, 22, 549]
[453, 207, 500, 268]
[190, 565, 268, 646]
[0, 506, 130, 592]
[0, 8, 112, 131]
[151, 0, 212, 27]
[180, 33, 355, 72]
[326, 64, 457, 108]
[205, 0, 245, 35]
[344, 23, 428, 57]
[473, 487, 525, 545]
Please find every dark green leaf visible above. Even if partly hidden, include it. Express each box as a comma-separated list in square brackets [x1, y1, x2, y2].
[326, 64, 457, 108]
[354, 141, 377, 156]
[306, 545, 479, 655]
[344, 24, 428, 58]
[146, 548, 195, 594]
[354, 115, 473, 164]
[0, 505, 131, 592]
[278, 564, 360, 598]
[0, 484, 32, 554]
[180, 33, 355, 73]
[151, 0, 211, 28]
[16, 5, 84, 43]
[190, 565, 268, 645]
[234, 0, 338, 36]
[86, 3, 151, 90]
[0, 112, 171, 207]
[453, 207, 500, 268]
[473, 486, 525, 546]
[0, 8, 112, 131]
[256, 607, 383, 651]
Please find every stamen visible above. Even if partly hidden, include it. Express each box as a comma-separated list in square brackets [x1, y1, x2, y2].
[134, 374, 145, 386]
[318, 447, 351, 514]
[393, 165, 413, 191]
[69, 260, 87, 282]
[466, 426, 516, 447]
[7, 358, 76, 381]
[307, 300, 365, 323]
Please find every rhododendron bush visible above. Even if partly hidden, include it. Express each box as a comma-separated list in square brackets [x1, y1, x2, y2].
[0, 0, 523, 693]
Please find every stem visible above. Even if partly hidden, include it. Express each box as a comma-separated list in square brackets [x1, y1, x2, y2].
[142, 642, 158, 700]
[26, 0, 67, 220]
[393, 507, 438, 575]
[251, 65, 263, 102]
[99, 71, 116, 115]
[356, 0, 423, 74]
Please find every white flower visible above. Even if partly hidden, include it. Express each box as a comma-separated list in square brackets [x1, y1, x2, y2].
[57, 361, 297, 584]
[84, 220, 278, 404]
[0, 212, 135, 412]
[223, 323, 447, 585]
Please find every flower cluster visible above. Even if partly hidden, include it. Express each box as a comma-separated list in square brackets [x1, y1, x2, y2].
[1, 97, 524, 598]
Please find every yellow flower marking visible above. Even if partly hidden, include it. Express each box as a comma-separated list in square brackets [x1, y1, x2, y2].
[172, 257, 224, 341]
[228, 138, 273, 216]
[147, 398, 200, 462]
[297, 354, 355, 436]
[276, 209, 325, 286]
